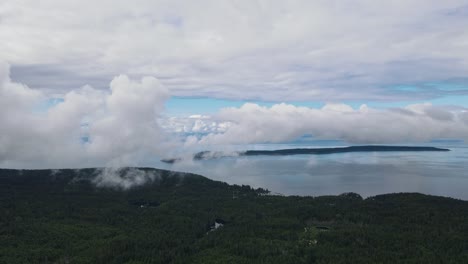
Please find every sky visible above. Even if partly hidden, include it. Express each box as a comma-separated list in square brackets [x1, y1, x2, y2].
[1, 0, 468, 168]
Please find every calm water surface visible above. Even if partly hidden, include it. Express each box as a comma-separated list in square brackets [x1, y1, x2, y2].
[157, 141, 468, 200]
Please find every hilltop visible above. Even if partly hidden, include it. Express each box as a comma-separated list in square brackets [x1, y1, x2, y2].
[1, 168, 467, 263]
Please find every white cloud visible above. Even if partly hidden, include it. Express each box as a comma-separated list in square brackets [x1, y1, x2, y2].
[0, 63, 172, 169]
[176, 102, 468, 145]
[2, 1, 468, 101]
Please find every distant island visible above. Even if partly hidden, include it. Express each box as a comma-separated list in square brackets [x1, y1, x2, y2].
[162, 145, 450, 163]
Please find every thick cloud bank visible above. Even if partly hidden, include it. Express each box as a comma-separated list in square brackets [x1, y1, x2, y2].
[183, 103, 468, 145]
[1, 61, 468, 169]
[3, 1, 468, 101]
[0, 63, 170, 169]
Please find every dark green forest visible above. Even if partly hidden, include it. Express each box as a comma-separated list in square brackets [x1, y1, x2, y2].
[0, 168, 467, 263]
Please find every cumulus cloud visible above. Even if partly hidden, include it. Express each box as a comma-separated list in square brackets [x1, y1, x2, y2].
[2, 1, 468, 101]
[179, 102, 468, 145]
[0, 63, 172, 169]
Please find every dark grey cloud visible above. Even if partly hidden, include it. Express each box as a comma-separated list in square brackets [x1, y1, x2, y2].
[424, 107, 454, 121]
[10, 64, 112, 94]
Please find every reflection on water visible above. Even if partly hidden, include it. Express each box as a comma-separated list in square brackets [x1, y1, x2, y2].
[156, 141, 468, 200]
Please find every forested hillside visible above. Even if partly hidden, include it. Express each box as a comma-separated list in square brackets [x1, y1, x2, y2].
[1, 168, 467, 263]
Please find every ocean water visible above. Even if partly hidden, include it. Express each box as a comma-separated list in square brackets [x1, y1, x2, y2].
[158, 141, 468, 200]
